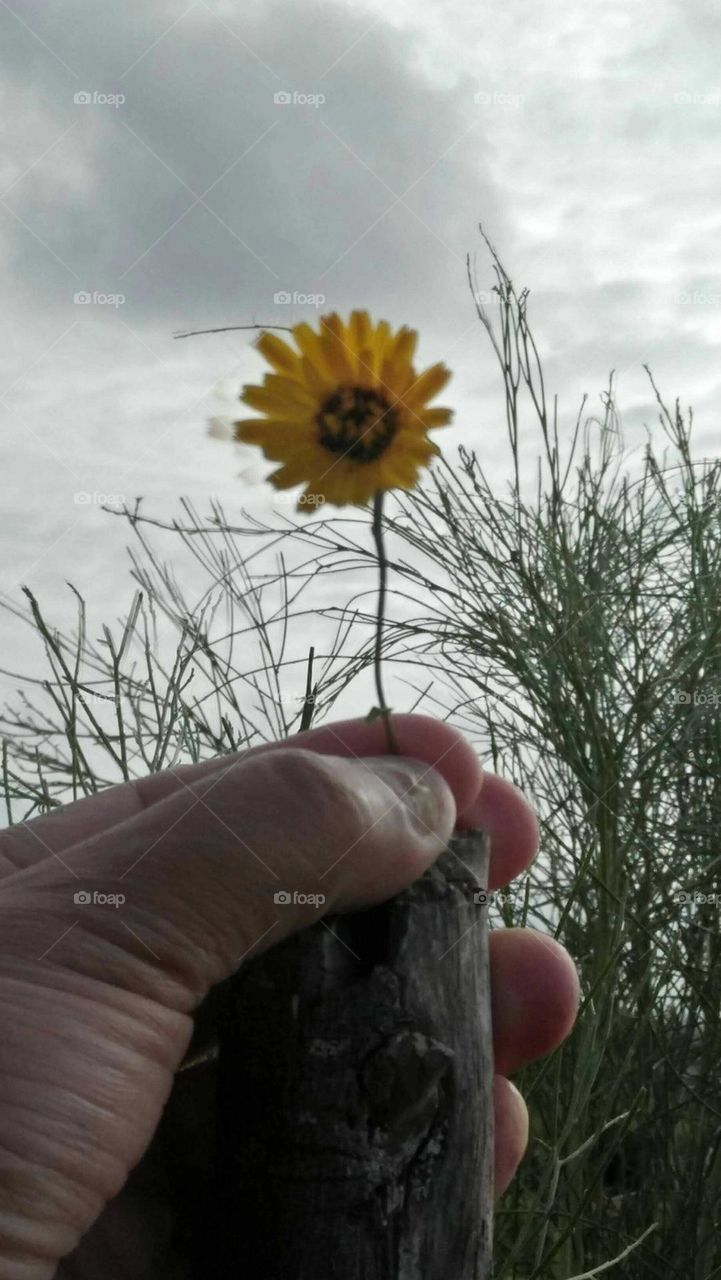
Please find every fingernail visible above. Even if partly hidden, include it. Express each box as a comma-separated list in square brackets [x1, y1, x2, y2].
[362, 756, 455, 838]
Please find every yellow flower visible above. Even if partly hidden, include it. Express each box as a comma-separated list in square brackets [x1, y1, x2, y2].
[234, 310, 453, 510]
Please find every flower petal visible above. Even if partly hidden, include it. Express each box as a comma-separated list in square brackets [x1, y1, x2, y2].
[263, 373, 318, 409]
[380, 353, 415, 398]
[235, 420, 313, 460]
[348, 310, 373, 361]
[355, 345, 377, 389]
[372, 320, 392, 376]
[392, 326, 418, 368]
[270, 456, 319, 489]
[418, 405, 454, 428]
[319, 313, 356, 381]
[241, 384, 308, 419]
[401, 362, 452, 410]
[292, 322, 339, 383]
[255, 332, 302, 377]
[300, 355, 333, 398]
[392, 432, 440, 463]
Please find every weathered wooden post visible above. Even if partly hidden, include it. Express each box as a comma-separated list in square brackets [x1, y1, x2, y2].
[205, 827, 493, 1279]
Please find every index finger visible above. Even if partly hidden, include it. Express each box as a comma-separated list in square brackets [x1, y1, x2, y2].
[0, 714, 484, 877]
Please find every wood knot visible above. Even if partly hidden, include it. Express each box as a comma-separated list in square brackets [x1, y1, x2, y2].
[361, 1030, 454, 1146]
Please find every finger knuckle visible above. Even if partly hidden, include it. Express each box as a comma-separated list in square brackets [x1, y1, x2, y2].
[248, 748, 365, 836]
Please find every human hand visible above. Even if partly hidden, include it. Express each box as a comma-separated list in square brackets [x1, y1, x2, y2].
[0, 714, 579, 1279]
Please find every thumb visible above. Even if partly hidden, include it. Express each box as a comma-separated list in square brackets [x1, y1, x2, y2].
[3, 748, 457, 1012]
[0, 749, 457, 1277]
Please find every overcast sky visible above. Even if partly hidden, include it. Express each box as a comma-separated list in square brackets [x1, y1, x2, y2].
[1, 0, 720, 741]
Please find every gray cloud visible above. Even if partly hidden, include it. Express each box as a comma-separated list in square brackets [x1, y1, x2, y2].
[1, 0, 720, 718]
[2, 0, 499, 333]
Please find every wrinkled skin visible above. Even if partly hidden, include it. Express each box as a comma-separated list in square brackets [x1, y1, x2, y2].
[0, 715, 579, 1279]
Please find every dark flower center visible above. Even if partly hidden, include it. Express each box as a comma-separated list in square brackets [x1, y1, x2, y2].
[316, 386, 398, 462]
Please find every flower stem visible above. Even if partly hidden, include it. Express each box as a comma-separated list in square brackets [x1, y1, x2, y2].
[371, 491, 399, 755]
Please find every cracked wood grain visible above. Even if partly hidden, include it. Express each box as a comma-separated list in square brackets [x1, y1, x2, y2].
[202, 828, 493, 1279]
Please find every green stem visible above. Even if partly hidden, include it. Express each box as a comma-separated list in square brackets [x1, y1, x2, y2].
[371, 491, 399, 754]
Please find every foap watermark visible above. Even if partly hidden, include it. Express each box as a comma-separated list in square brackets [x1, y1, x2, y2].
[676, 890, 721, 907]
[274, 290, 326, 308]
[272, 489, 326, 510]
[474, 885, 528, 907]
[274, 90, 325, 108]
[74, 90, 126, 108]
[474, 890, 493, 906]
[77, 690, 123, 711]
[673, 90, 721, 106]
[670, 689, 721, 706]
[74, 491, 125, 507]
[74, 890, 126, 908]
[474, 890, 509, 907]
[274, 890, 326, 908]
[676, 290, 721, 305]
[474, 90, 525, 108]
[74, 291, 126, 307]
